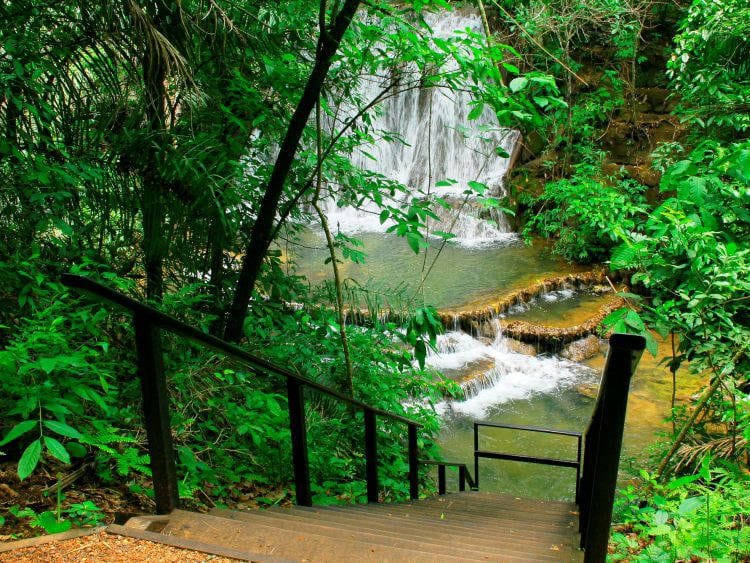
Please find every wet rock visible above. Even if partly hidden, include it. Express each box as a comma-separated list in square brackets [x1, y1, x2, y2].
[561, 335, 604, 362]
[503, 338, 537, 356]
[577, 383, 600, 399]
[456, 358, 496, 384]
[498, 296, 626, 353]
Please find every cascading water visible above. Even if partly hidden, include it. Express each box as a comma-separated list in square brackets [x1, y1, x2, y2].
[428, 322, 597, 419]
[295, 9, 610, 500]
[321, 11, 520, 247]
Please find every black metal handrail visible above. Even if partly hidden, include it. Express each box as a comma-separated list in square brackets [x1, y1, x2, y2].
[420, 459, 477, 494]
[61, 274, 423, 513]
[578, 333, 645, 563]
[473, 421, 583, 502]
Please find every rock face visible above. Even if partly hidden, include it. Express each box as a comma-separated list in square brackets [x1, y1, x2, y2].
[561, 335, 605, 362]
[498, 296, 624, 353]
[438, 269, 613, 335]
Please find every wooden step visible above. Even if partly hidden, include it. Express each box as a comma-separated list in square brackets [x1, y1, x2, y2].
[124, 492, 583, 562]
[254, 504, 573, 548]
[212, 508, 566, 561]
[156, 509, 487, 561]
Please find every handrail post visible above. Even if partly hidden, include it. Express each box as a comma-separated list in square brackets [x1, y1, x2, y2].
[473, 422, 480, 489]
[364, 409, 379, 503]
[575, 433, 582, 505]
[408, 424, 419, 500]
[133, 312, 178, 514]
[458, 465, 466, 492]
[580, 333, 645, 563]
[438, 464, 446, 495]
[287, 378, 312, 506]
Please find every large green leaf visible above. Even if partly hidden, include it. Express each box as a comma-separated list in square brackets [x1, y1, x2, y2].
[18, 439, 42, 480]
[43, 420, 83, 439]
[0, 420, 37, 447]
[45, 436, 71, 465]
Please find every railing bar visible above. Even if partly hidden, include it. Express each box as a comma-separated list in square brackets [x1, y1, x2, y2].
[474, 421, 582, 437]
[408, 424, 419, 500]
[62, 274, 421, 428]
[133, 312, 178, 514]
[575, 434, 582, 505]
[474, 422, 480, 490]
[475, 450, 580, 469]
[287, 378, 312, 506]
[419, 460, 469, 466]
[364, 409, 379, 503]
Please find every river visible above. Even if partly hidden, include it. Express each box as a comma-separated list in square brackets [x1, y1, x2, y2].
[288, 8, 697, 502]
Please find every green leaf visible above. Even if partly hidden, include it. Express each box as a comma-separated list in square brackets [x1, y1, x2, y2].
[653, 510, 669, 526]
[38, 357, 58, 374]
[45, 436, 71, 465]
[33, 511, 72, 534]
[509, 77, 528, 93]
[0, 420, 38, 447]
[66, 442, 87, 458]
[467, 180, 487, 195]
[406, 232, 421, 254]
[678, 496, 703, 515]
[18, 439, 42, 480]
[624, 310, 645, 331]
[43, 420, 82, 440]
[502, 62, 520, 74]
[414, 340, 427, 370]
[467, 102, 484, 121]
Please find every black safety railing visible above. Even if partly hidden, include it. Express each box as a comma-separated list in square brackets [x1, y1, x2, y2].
[420, 460, 477, 494]
[467, 333, 645, 563]
[62, 274, 644, 562]
[61, 274, 424, 513]
[473, 422, 583, 502]
[578, 333, 645, 563]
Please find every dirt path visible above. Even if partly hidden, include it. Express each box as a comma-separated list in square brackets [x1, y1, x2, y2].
[0, 529, 240, 562]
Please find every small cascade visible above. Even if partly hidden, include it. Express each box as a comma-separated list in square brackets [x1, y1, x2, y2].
[429, 319, 596, 419]
[320, 10, 520, 247]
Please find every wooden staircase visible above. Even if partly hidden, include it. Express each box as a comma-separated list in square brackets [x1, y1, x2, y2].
[122, 492, 582, 561]
[63, 276, 648, 563]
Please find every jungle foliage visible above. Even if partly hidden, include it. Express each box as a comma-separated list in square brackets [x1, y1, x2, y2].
[511, 0, 750, 558]
[1, 0, 556, 534]
[1, 0, 749, 557]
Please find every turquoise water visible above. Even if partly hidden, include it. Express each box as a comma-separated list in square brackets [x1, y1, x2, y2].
[286, 231, 576, 309]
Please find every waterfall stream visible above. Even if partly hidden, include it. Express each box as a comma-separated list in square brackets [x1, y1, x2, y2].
[321, 11, 519, 247]
[291, 9, 677, 501]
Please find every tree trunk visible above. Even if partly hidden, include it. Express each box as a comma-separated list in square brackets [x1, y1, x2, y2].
[140, 5, 171, 302]
[224, 0, 361, 341]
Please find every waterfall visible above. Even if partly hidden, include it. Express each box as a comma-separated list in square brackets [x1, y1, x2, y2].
[322, 11, 520, 247]
[429, 327, 596, 418]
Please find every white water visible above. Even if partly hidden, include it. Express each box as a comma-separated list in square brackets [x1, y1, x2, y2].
[429, 326, 596, 419]
[321, 11, 520, 247]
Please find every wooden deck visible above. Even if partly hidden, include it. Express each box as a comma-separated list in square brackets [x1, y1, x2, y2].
[122, 492, 582, 561]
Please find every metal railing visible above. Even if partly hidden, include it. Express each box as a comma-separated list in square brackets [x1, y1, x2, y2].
[61, 274, 424, 513]
[420, 460, 477, 494]
[578, 333, 645, 563]
[62, 274, 645, 562]
[466, 333, 645, 563]
[473, 422, 583, 502]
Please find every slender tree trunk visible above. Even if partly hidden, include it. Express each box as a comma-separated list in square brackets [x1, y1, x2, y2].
[224, 0, 361, 341]
[140, 3, 174, 301]
[311, 101, 354, 396]
[141, 53, 167, 301]
[208, 215, 226, 335]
